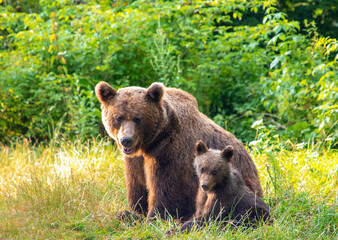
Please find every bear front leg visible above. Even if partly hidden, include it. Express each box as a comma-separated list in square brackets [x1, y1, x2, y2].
[143, 153, 198, 221]
[146, 199, 165, 220]
[180, 195, 213, 232]
[145, 183, 191, 221]
[202, 195, 219, 220]
[124, 155, 148, 216]
[146, 190, 196, 221]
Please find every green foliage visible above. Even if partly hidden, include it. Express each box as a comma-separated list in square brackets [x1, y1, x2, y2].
[278, 0, 338, 39]
[0, 0, 337, 146]
[261, 17, 338, 145]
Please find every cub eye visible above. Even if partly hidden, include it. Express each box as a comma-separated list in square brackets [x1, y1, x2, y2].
[211, 170, 217, 176]
[134, 117, 141, 124]
[200, 167, 205, 173]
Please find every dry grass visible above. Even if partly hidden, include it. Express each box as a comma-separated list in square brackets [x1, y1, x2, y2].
[0, 137, 337, 239]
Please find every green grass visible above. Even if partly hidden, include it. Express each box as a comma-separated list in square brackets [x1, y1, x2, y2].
[0, 138, 337, 239]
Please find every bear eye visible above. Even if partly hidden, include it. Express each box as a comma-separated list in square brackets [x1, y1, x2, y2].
[134, 117, 141, 124]
[116, 116, 124, 123]
[211, 170, 217, 176]
[200, 167, 205, 173]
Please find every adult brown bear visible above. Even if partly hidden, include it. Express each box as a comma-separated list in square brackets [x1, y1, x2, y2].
[95, 81, 263, 221]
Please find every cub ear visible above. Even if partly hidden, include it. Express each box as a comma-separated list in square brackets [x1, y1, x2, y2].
[95, 81, 117, 105]
[221, 145, 234, 162]
[146, 82, 165, 103]
[195, 140, 208, 156]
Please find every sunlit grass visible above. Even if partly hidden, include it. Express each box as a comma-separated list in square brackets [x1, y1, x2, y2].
[253, 140, 337, 202]
[0, 138, 127, 239]
[0, 138, 337, 239]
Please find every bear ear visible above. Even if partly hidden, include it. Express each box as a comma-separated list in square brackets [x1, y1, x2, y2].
[195, 140, 208, 156]
[221, 145, 234, 162]
[95, 81, 117, 105]
[146, 82, 165, 103]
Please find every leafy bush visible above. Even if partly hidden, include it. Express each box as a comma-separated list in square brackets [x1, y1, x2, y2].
[0, 0, 337, 146]
[278, 0, 338, 39]
[260, 18, 338, 145]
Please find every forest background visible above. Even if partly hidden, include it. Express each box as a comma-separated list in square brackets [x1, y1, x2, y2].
[0, 0, 337, 146]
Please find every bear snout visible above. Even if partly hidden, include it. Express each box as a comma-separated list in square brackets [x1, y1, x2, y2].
[121, 137, 133, 148]
[119, 136, 137, 155]
[201, 183, 208, 191]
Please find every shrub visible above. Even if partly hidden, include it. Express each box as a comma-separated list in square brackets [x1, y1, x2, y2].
[0, 0, 337, 146]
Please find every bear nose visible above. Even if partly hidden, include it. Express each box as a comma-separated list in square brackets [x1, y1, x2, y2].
[201, 184, 208, 191]
[121, 137, 133, 148]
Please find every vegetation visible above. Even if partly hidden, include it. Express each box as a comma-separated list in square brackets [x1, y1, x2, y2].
[0, 0, 337, 238]
[278, 0, 338, 39]
[0, 134, 337, 239]
[0, 0, 337, 146]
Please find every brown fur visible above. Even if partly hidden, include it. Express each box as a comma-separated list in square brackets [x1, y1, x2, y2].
[180, 141, 270, 232]
[95, 81, 263, 221]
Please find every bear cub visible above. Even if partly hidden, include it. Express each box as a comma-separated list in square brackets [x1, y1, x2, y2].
[181, 140, 271, 232]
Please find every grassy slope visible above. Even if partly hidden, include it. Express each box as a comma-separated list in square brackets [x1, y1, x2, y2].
[0, 138, 337, 239]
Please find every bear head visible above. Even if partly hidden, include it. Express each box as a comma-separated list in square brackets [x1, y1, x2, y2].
[194, 140, 234, 192]
[95, 81, 167, 156]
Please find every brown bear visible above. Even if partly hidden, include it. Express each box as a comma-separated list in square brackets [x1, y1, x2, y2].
[180, 140, 270, 232]
[95, 81, 263, 221]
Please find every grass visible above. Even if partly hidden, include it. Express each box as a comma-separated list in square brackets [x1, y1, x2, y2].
[0, 137, 337, 239]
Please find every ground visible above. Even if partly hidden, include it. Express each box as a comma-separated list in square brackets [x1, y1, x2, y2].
[0, 138, 337, 239]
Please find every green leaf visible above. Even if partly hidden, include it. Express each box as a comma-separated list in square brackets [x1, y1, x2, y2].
[270, 57, 280, 69]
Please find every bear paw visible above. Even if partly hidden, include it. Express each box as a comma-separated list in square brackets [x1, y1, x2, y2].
[115, 210, 143, 223]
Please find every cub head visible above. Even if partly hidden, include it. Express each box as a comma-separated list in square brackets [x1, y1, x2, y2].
[194, 140, 234, 192]
[95, 81, 166, 156]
